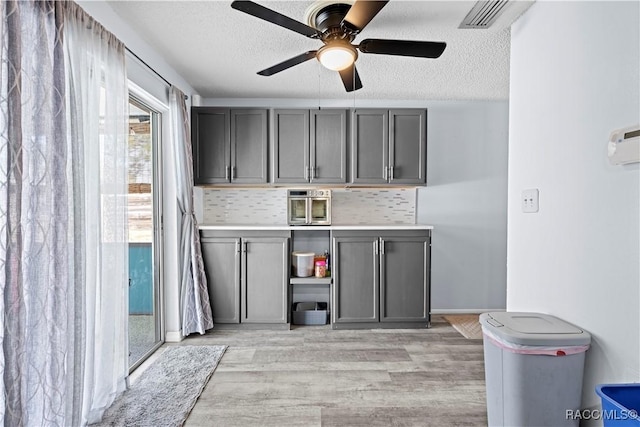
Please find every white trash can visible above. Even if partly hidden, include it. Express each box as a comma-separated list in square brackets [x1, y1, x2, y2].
[480, 312, 591, 427]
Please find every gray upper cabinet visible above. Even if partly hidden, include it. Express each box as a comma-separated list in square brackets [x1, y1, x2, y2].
[351, 109, 427, 185]
[351, 109, 389, 185]
[389, 110, 427, 184]
[310, 110, 347, 183]
[272, 109, 347, 184]
[192, 108, 230, 184]
[192, 107, 268, 185]
[272, 109, 310, 183]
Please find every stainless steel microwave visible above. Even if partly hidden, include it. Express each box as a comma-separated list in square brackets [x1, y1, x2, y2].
[287, 189, 331, 225]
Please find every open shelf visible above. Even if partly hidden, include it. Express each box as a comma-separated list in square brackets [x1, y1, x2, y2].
[290, 277, 332, 285]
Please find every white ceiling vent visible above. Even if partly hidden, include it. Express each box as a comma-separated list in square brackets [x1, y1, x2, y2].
[459, 0, 513, 29]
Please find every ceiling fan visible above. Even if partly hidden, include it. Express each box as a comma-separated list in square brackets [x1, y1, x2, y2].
[230, 0, 447, 92]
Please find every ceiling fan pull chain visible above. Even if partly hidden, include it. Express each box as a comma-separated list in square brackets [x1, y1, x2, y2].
[353, 65, 357, 109]
[317, 60, 321, 110]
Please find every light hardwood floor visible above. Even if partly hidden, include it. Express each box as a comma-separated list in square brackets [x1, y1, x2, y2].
[180, 316, 487, 426]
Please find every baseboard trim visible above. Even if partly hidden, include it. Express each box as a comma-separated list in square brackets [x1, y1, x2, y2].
[165, 331, 184, 343]
[431, 308, 505, 314]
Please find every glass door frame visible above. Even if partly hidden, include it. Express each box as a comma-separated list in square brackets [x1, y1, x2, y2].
[128, 88, 165, 373]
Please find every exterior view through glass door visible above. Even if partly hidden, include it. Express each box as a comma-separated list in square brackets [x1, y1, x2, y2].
[128, 97, 162, 370]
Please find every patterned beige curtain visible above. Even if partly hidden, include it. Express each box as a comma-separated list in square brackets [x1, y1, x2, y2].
[169, 86, 213, 336]
[0, 1, 128, 425]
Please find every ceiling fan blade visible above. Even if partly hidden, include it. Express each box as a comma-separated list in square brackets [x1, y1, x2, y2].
[341, 0, 389, 33]
[338, 65, 363, 92]
[257, 51, 318, 76]
[359, 39, 447, 58]
[231, 1, 319, 38]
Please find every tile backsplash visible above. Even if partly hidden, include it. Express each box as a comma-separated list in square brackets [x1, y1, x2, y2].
[200, 188, 416, 225]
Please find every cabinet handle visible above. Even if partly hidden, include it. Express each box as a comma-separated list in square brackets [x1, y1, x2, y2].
[242, 241, 247, 253]
[389, 166, 394, 181]
[304, 166, 309, 181]
[374, 239, 378, 255]
[225, 166, 230, 180]
[383, 166, 388, 180]
[235, 239, 240, 254]
[311, 166, 316, 180]
[380, 239, 385, 255]
[232, 166, 236, 180]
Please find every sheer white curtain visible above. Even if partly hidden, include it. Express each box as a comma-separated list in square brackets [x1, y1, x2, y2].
[0, 1, 128, 425]
[169, 86, 213, 336]
[64, 3, 129, 424]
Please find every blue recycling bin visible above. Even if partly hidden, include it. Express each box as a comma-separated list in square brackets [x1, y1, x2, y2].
[596, 384, 640, 426]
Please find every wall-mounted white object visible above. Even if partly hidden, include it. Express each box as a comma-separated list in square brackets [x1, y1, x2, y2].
[608, 125, 640, 165]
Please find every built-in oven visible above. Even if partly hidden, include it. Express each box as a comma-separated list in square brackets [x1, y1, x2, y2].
[287, 189, 331, 225]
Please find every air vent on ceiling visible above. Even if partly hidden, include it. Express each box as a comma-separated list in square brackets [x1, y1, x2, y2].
[459, 0, 512, 29]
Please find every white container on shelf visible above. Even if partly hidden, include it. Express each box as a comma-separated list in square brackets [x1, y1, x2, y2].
[291, 252, 315, 277]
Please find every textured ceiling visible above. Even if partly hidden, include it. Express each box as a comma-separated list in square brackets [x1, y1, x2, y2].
[106, 1, 533, 100]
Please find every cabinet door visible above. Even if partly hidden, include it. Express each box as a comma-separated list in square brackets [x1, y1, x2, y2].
[191, 108, 230, 184]
[380, 236, 430, 323]
[389, 109, 427, 185]
[241, 237, 289, 323]
[200, 236, 240, 324]
[332, 236, 379, 323]
[230, 109, 268, 184]
[351, 109, 389, 184]
[272, 109, 310, 183]
[310, 109, 347, 184]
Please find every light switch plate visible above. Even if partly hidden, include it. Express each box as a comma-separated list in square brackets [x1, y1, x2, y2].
[522, 188, 539, 213]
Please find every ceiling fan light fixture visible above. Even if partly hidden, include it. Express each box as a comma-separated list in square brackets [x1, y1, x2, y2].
[317, 41, 358, 71]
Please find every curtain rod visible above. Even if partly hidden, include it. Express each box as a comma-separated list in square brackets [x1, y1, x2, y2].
[125, 47, 189, 100]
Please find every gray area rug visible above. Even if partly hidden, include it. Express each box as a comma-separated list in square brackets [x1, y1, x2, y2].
[94, 345, 226, 427]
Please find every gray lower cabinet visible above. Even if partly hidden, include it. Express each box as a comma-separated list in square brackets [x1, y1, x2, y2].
[200, 231, 289, 325]
[351, 109, 427, 185]
[379, 235, 431, 323]
[272, 109, 347, 184]
[241, 237, 289, 323]
[191, 107, 268, 185]
[200, 237, 240, 324]
[332, 230, 431, 328]
[332, 235, 380, 323]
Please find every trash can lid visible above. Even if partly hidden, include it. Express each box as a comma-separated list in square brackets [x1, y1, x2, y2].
[480, 312, 591, 346]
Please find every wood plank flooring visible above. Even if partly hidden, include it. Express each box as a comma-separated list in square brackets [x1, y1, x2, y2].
[179, 316, 487, 426]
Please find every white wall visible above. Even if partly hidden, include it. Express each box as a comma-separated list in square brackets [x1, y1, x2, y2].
[202, 98, 510, 312]
[77, 1, 196, 100]
[77, 1, 197, 342]
[507, 0, 640, 415]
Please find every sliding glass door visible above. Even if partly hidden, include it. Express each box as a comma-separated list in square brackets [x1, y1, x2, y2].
[127, 96, 163, 370]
